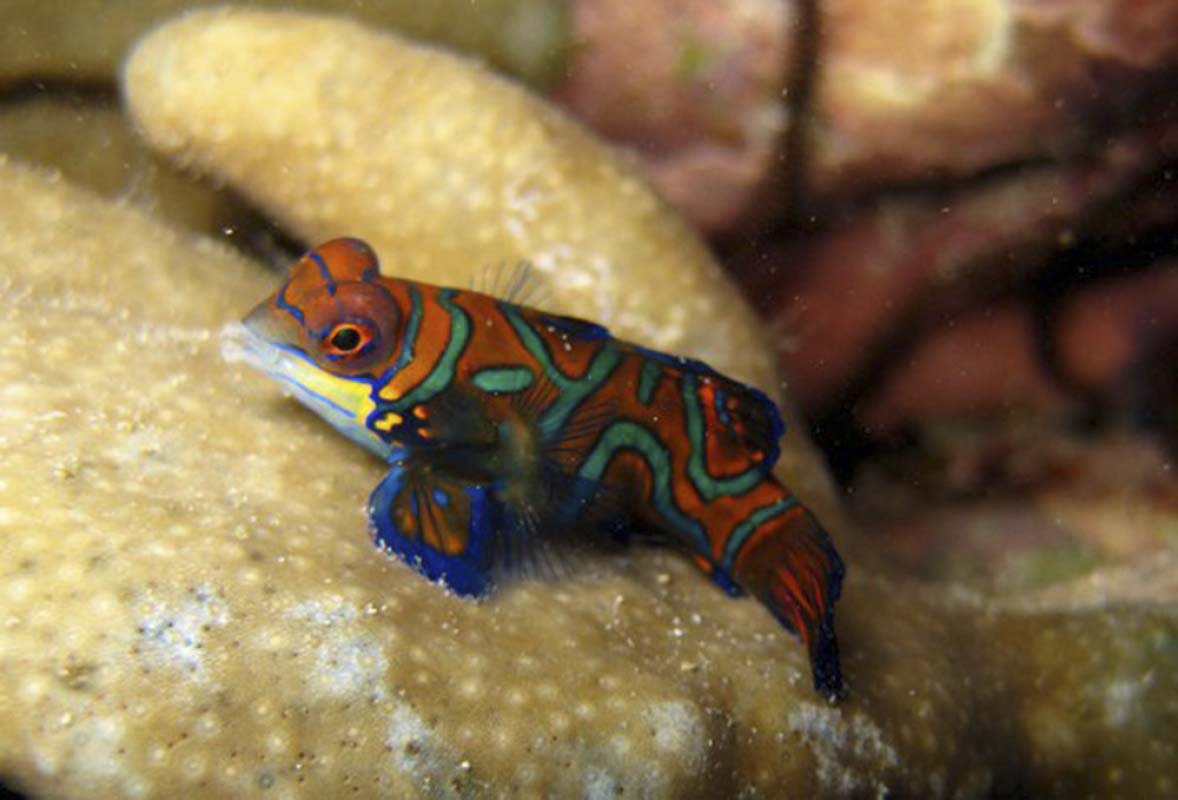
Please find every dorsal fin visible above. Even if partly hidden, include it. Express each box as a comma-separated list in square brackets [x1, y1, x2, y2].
[536, 311, 610, 342]
[702, 374, 784, 469]
[633, 344, 785, 477]
[470, 260, 552, 308]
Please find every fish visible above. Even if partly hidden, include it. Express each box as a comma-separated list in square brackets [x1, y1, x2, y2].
[227, 238, 846, 699]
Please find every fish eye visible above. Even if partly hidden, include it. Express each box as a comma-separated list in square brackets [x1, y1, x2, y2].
[323, 322, 371, 357]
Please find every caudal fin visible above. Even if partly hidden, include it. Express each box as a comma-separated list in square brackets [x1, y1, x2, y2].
[731, 502, 846, 700]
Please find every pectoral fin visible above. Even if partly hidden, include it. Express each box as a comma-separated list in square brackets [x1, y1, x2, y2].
[368, 458, 499, 598]
[369, 452, 634, 597]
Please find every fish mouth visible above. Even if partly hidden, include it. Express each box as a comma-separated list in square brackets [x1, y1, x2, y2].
[220, 322, 393, 460]
[220, 321, 334, 407]
[220, 321, 284, 373]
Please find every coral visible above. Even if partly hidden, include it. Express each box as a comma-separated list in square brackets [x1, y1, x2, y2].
[0, 0, 569, 89]
[0, 7, 1176, 797]
[1055, 263, 1178, 392]
[855, 424, 1178, 592]
[809, 0, 1178, 198]
[0, 159, 986, 793]
[861, 303, 1067, 432]
[0, 94, 237, 239]
[553, 0, 791, 233]
[749, 124, 1178, 428]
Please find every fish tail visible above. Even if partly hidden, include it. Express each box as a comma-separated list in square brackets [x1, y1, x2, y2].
[728, 490, 846, 700]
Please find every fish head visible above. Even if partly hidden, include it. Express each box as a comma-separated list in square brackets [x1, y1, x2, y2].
[225, 238, 404, 459]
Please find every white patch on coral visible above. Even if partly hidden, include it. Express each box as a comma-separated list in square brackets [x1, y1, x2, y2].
[33, 716, 148, 797]
[583, 765, 623, 800]
[502, 173, 544, 244]
[583, 761, 664, 800]
[288, 598, 358, 626]
[67, 717, 127, 777]
[1103, 672, 1153, 728]
[643, 701, 706, 770]
[135, 585, 229, 680]
[387, 704, 434, 774]
[315, 634, 387, 699]
[787, 702, 900, 796]
[103, 426, 175, 477]
[385, 702, 472, 794]
[287, 599, 388, 700]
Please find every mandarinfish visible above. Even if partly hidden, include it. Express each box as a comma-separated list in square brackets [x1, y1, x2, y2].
[226, 238, 846, 699]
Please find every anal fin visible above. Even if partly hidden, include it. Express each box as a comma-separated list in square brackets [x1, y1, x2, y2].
[690, 553, 745, 598]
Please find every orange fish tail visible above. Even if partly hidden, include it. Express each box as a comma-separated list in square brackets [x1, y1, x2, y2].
[730, 497, 845, 700]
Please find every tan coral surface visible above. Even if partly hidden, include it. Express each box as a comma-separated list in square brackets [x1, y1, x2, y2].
[0, 95, 237, 239]
[0, 159, 961, 798]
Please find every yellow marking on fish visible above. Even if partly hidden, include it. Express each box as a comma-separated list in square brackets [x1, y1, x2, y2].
[374, 412, 403, 432]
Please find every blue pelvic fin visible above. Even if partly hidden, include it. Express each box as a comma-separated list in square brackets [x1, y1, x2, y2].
[368, 459, 500, 598]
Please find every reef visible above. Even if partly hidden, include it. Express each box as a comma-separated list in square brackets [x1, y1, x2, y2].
[0, 7, 1175, 799]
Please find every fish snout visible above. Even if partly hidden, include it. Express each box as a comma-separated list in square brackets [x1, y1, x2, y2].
[243, 299, 293, 345]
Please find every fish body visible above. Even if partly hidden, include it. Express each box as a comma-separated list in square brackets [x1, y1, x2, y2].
[233, 238, 846, 698]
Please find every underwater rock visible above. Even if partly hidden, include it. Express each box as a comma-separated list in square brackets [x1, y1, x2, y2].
[0, 0, 569, 89]
[809, 0, 1178, 199]
[859, 303, 1068, 433]
[750, 124, 1177, 427]
[856, 259, 1178, 434]
[854, 424, 1178, 592]
[552, 0, 790, 234]
[1055, 262, 1178, 394]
